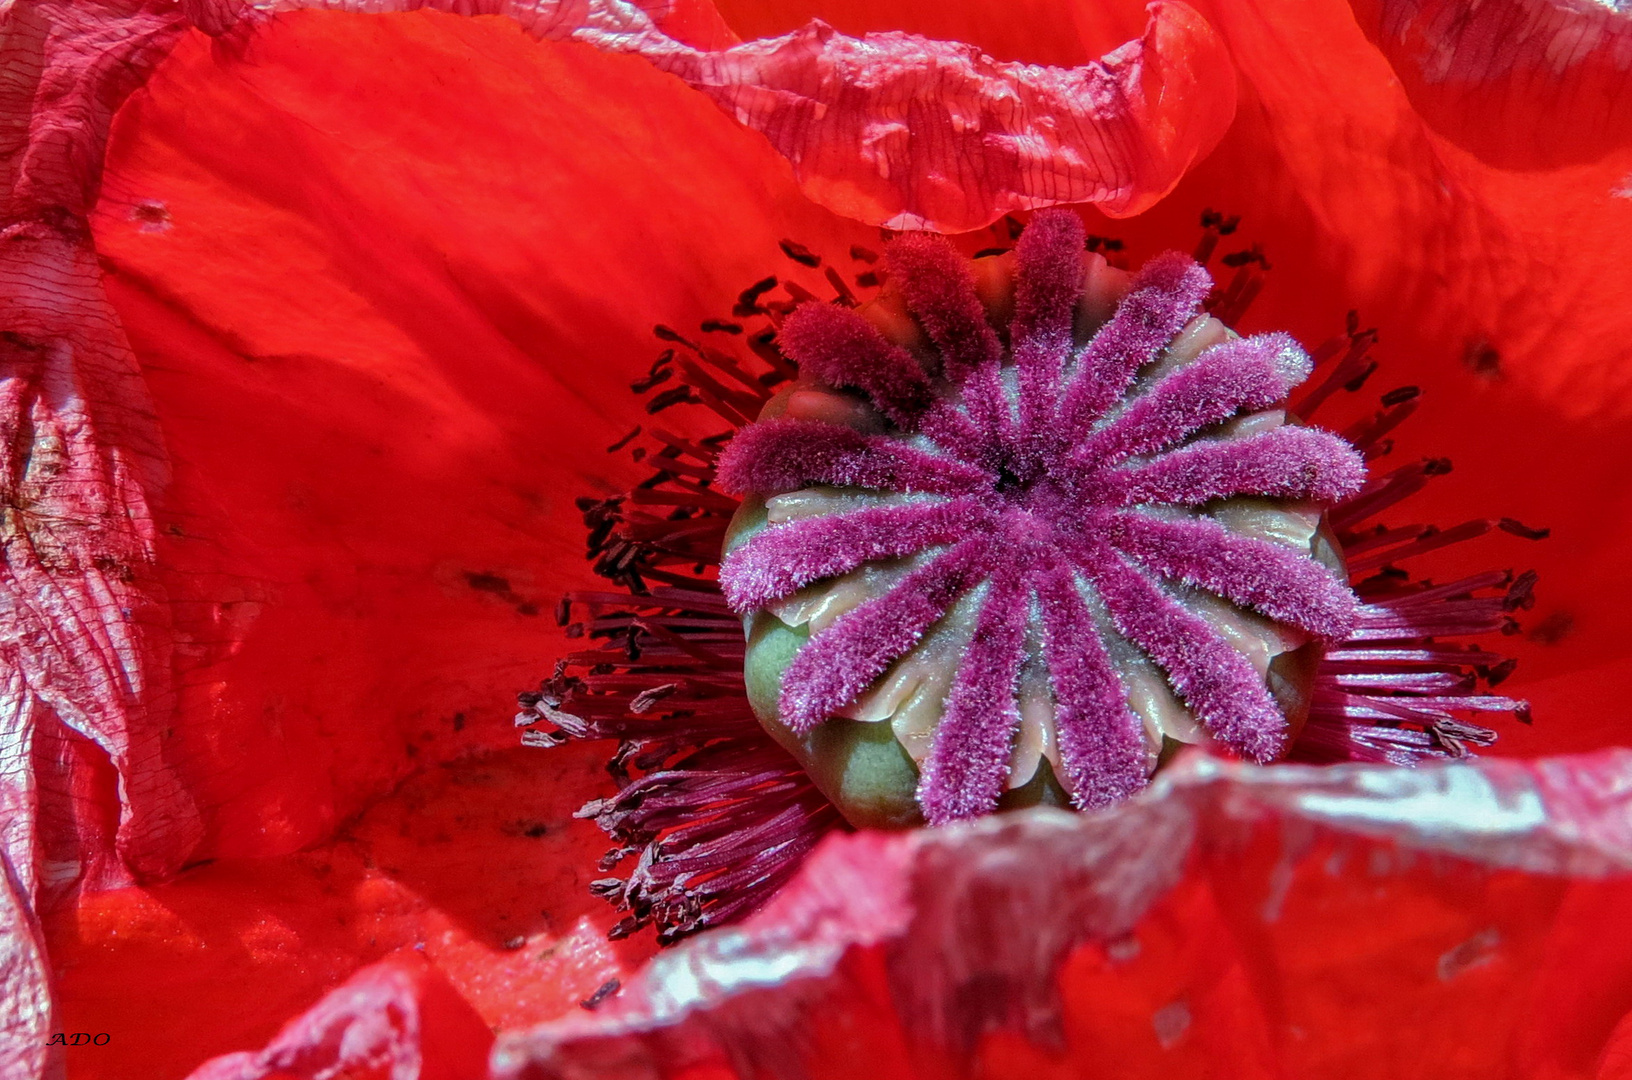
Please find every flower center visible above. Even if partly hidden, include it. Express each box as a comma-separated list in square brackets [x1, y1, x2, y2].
[717, 210, 1366, 827]
[992, 463, 1036, 498]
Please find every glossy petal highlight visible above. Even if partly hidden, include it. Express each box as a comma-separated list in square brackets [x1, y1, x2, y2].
[220, 0, 1236, 231]
[1349, 0, 1632, 168]
[490, 751, 1632, 1079]
[185, 952, 493, 1080]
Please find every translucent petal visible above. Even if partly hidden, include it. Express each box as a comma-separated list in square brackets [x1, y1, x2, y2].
[492, 751, 1632, 1078]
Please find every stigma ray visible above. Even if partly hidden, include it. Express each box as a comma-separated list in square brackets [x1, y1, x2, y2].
[720, 211, 1365, 823]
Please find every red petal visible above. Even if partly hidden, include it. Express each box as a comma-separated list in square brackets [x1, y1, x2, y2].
[90, 8, 873, 866]
[49, 747, 657, 1078]
[648, 0, 743, 50]
[0, 1, 197, 908]
[1348, 0, 1632, 169]
[1, 864, 52, 1078]
[0, 6, 201, 1065]
[212, 0, 1234, 231]
[711, 0, 1149, 67]
[607, 0, 1237, 229]
[1024, 0, 1632, 757]
[183, 951, 492, 1080]
[1600, 1009, 1632, 1080]
[489, 752, 1632, 1076]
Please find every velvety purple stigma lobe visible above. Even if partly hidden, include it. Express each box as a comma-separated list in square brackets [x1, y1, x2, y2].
[777, 538, 994, 733]
[916, 566, 1031, 825]
[885, 233, 1002, 384]
[717, 417, 990, 497]
[1081, 543, 1288, 763]
[1115, 426, 1366, 506]
[1057, 251, 1213, 443]
[724, 208, 1365, 818]
[1107, 513, 1360, 640]
[1073, 332, 1312, 469]
[777, 303, 934, 427]
[721, 498, 989, 612]
[1034, 558, 1149, 811]
[887, 233, 1015, 460]
[1012, 211, 1086, 347]
[1012, 211, 1087, 444]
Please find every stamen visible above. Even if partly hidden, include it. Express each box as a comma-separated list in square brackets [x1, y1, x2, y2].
[520, 584, 841, 943]
[530, 211, 1540, 943]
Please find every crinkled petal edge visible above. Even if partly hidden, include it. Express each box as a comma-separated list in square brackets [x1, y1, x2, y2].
[488, 749, 1632, 1077]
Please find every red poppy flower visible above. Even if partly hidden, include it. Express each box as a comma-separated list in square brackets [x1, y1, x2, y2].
[7, 0, 1632, 1077]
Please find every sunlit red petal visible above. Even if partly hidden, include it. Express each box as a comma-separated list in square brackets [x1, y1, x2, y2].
[0, 0, 195, 898]
[51, 747, 657, 1078]
[711, 0, 1151, 67]
[237, 0, 1235, 231]
[1348, 0, 1632, 169]
[490, 752, 1632, 1077]
[635, 0, 1237, 229]
[0, 865, 51, 1078]
[92, 8, 874, 865]
[5, 0, 1631, 1076]
[0, 3, 198, 1065]
[184, 950, 492, 1080]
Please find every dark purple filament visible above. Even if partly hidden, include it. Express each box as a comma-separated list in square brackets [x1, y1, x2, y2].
[523, 212, 1540, 944]
[718, 211, 1368, 824]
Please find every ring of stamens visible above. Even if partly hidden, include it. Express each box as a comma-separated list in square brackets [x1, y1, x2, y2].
[718, 210, 1367, 825]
